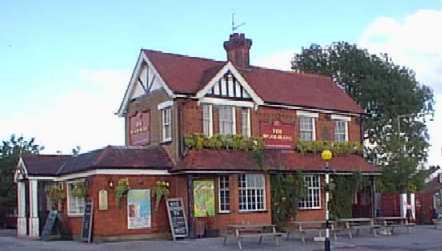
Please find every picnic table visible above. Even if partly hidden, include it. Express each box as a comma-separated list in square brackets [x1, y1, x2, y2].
[375, 217, 415, 234]
[223, 224, 283, 249]
[335, 218, 380, 238]
[286, 220, 336, 243]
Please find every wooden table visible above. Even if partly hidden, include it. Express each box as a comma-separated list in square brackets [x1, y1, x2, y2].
[287, 220, 336, 243]
[375, 217, 415, 234]
[336, 218, 379, 238]
[223, 224, 283, 249]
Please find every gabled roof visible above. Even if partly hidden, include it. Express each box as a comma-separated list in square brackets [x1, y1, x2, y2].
[174, 149, 377, 173]
[21, 154, 71, 176]
[143, 49, 364, 114]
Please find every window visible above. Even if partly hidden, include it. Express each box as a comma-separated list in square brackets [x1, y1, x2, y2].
[299, 175, 321, 209]
[218, 176, 230, 213]
[334, 120, 348, 142]
[299, 116, 315, 141]
[240, 108, 251, 137]
[238, 174, 265, 211]
[218, 106, 235, 135]
[202, 104, 213, 137]
[161, 107, 172, 141]
[67, 181, 85, 216]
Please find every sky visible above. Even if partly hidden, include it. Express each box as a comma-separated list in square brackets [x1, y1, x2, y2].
[1, 1, 441, 166]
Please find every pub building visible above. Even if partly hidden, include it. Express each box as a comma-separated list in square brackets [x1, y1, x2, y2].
[14, 33, 378, 241]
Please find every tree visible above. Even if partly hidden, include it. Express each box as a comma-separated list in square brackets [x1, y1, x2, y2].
[0, 135, 43, 224]
[292, 42, 435, 193]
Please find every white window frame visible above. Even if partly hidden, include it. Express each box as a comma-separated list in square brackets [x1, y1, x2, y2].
[240, 108, 251, 137]
[66, 180, 86, 216]
[334, 120, 348, 142]
[202, 104, 213, 137]
[218, 176, 230, 213]
[238, 174, 266, 212]
[299, 175, 321, 210]
[161, 107, 172, 142]
[299, 116, 316, 141]
[218, 105, 236, 135]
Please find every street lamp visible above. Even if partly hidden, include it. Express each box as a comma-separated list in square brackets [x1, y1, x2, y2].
[321, 149, 333, 251]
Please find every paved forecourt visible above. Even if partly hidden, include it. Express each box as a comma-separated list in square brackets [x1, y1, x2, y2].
[1, 225, 442, 251]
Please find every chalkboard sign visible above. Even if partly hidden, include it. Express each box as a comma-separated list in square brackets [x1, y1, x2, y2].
[81, 201, 93, 243]
[41, 210, 58, 241]
[166, 198, 188, 240]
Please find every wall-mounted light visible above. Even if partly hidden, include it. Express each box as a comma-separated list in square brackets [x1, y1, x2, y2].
[108, 179, 114, 189]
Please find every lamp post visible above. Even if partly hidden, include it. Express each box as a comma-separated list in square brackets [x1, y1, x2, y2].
[321, 149, 333, 251]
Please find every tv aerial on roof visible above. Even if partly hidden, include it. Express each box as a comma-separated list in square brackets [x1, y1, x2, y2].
[231, 13, 246, 33]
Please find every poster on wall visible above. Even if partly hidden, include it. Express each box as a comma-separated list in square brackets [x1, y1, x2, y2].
[193, 180, 215, 217]
[129, 111, 150, 146]
[260, 120, 295, 149]
[127, 189, 151, 229]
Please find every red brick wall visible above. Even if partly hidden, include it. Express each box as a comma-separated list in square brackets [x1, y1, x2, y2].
[180, 100, 361, 145]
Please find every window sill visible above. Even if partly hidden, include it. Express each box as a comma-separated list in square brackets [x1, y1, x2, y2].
[67, 213, 84, 217]
[238, 209, 268, 214]
[218, 211, 231, 214]
[298, 207, 322, 210]
[160, 139, 172, 144]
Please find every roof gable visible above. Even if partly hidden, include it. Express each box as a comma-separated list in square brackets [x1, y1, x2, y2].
[196, 62, 264, 105]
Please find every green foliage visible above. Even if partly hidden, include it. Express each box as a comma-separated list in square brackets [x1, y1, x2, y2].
[271, 172, 305, 228]
[152, 180, 170, 209]
[0, 135, 43, 223]
[47, 185, 66, 204]
[71, 182, 87, 198]
[329, 172, 369, 219]
[292, 42, 434, 193]
[115, 178, 129, 207]
[184, 134, 263, 151]
[295, 140, 362, 155]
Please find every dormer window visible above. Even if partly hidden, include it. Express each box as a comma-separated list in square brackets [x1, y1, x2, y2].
[218, 106, 236, 135]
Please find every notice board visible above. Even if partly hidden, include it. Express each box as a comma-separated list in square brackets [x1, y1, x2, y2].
[166, 198, 188, 240]
[81, 201, 93, 243]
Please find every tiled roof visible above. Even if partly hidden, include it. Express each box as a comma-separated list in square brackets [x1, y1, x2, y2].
[20, 145, 173, 176]
[174, 149, 377, 173]
[57, 145, 173, 175]
[21, 154, 71, 176]
[144, 49, 364, 114]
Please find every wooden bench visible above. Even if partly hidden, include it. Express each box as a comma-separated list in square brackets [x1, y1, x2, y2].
[223, 224, 283, 249]
[287, 221, 336, 243]
[375, 217, 415, 235]
[336, 218, 381, 239]
[432, 219, 442, 229]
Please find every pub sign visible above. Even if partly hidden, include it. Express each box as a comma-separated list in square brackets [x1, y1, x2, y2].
[260, 120, 294, 149]
[129, 111, 150, 146]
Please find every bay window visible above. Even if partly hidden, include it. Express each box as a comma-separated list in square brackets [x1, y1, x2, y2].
[240, 108, 251, 137]
[161, 107, 172, 142]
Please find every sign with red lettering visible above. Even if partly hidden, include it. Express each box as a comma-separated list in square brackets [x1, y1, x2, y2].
[260, 121, 294, 149]
[129, 111, 150, 146]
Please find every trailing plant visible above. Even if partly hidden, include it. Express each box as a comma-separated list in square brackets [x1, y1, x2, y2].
[271, 172, 305, 228]
[295, 140, 362, 156]
[184, 134, 264, 152]
[47, 185, 66, 203]
[115, 178, 130, 207]
[329, 171, 369, 219]
[71, 182, 87, 198]
[152, 180, 170, 209]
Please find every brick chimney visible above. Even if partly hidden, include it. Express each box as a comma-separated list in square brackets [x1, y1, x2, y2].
[223, 33, 252, 68]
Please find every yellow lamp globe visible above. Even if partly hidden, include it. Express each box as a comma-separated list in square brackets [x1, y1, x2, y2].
[321, 150, 333, 161]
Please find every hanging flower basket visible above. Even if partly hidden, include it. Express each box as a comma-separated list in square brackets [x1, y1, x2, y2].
[48, 185, 66, 203]
[115, 178, 130, 207]
[71, 182, 87, 198]
[152, 180, 170, 209]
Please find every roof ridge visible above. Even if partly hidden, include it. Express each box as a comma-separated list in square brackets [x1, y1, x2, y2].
[247, 65, 332, 80]
[142, 49, 225, 64]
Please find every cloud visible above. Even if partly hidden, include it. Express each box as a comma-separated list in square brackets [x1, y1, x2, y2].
[359, 9, 442, 167]
[0, 69, 130, 154]
[254, 50, 295, 71]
